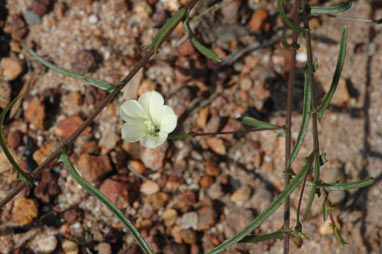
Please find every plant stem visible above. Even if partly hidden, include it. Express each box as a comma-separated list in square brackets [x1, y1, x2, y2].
[284, 0, 300, 252]
[0, 0, 200, 210]
[301, 1, 321, 218]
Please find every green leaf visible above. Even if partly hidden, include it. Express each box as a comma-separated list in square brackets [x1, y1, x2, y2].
[321, 177, 375, 192]
[241, 116, 285, 137]
[322, 201, 335, 221]
[288, 66, 311, 166]
[239, 229, 292, 243]
[310, 2, 352, 15]
[278, 0, 305, 35]
[207, 152, 314, 254]
[58, 151, 152, 254]
[144, 7, 186, 55]
[331, 224, 348, 245]
[316, 26, 348, 120]
[21, 42, 122, 96]
[167, 133, 190, 139]
[0, 95, 34, 185]
[183, 19, 222, 62]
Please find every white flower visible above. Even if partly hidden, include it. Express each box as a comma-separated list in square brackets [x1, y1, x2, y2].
[120, 90, 177, 148]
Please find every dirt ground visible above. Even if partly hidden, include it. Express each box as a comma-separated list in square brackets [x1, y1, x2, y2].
[0, 0, 381, 253]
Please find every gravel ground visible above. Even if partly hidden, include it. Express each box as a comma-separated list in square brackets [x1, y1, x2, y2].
[0, 0, 381, 253]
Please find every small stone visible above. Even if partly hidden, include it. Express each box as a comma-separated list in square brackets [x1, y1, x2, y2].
[199, 175, 213, 189]
[94, 242, 111, 254]
[55, 115, 90, 139]
[143, 192, 169, 209]
[0, 57, 24, 80]
[99, 178, 129, 204]
[231, 185, 251, 202]
[205, 160, 221, 177]
[61, 91, 83, 115]
[220, 0, 241, 24]
[177, 39, 195, 56]
[63, 207, 83, 224]
[12, 197, 38, 225]
[207, 182, 223, 199]
[32, 0, 50, 16]
[206, 138, 226, 155]
[62, 240, 79, 254]
[225, 209, 254, 237]
[163, 244, 188, 254]
[88, 14, 98, 23]
[33, 141, 57, 165]
[30, 233, 57, 254]
[205, 115, 220, 133]
[77, 154, 112, 182]
[197, 206, 218, 230]
[220, 118, 242, 140]
[319, 219, 332, 235]
[133, 1, 152, 19]
[0, 80, 11, 108]
[141, 143, 167, 171]
[34, 170, 59, 203]
[140, 180, 160, 195]
[0, 151, 18, 184]
[99, 131, 119, 150]
[24, 97, 45, 130]
[122, 141, 141, 159]
[70, 50, 98, 73]
[181, 229, 197, 244]
[196, 108, 209, 129]
[138, 79, 156, 96]
[179, 211, 198, 230]
[322, 79, 350, 107]
[6, 130, 21, 149]
[248, 8, 269, 33]
[163, 208, 178, 227]
[309, 17, 321, 29]
[175, 191, 196, 212]
[128, 160, 147, 174]
[296, 52, 307, 63]
[4, 15, 28, 40]
[23, 11, 42, 25]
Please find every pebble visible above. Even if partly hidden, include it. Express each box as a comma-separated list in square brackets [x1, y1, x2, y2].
[143, 192, 169, 209]
[178, 212, 198, 230]
[207, 182, 224, 199]
[30, 233, 57, 254]
[94, 242, 111, 254]
[225, 209, 254, 237]
[197, 205, 218, 230]
[175, 191, 196, 211]
[296, 52, 307, 63]
[181, 229, 197, 244]
[205, 160, 221, 177]
[62, 239, 79, 254]
[23, 11, 42, 25]
[199, 175, 213, 189]
[32, 0, 50, 16]
[12, 197, 38, 225]
[4, 14, 28, 40]
[248, 8, 269, 33]
[0, 80, 11, 109]
[55, 115, 90, 139]
[205, 115, 220, 133]
[177, 39, 195, 56]
[220, 0, 241, 24]
[99, 178, 129, 204]
[6, 130, 21, 148]
[206, 137, 226, 155]
[0, 57, 24, 80]
[140, 180, 160, 195]
[163, 243, 188, 254]
[163, 208, 178, 227]
[138, 79, 157, 96]
[0, 152, 18, 184]
[133, 1, 152, 19]
[34, 170, 59, 203]
[88, 14, 98, 23]
[128, 160, 147, 174]
[70, 50, 98, 73]
[24, 96, 45, 130]
[141, 143, 167, 171]
[196, 108, 209, 129]
[99, 131, 119, 150]
[33, 141, 57, 165]
[231, 184, 251, 202]
[77, 153, 112, 182]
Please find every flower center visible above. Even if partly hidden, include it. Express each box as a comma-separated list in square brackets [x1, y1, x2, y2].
[144, 120, 160, 137]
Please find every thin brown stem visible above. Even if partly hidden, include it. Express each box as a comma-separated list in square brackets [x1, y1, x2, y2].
[189, 127, 284, 137]
[284, 0, 301, 253]
[0, 0, 200, 210]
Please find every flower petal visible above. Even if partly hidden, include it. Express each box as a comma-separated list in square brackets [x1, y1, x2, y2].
[120, 100, 148, 122]
[121, 122, 146, 142]
[138, 91, 164, 123]
[158, 105, 177, 133]
[141, 132, 168, 148]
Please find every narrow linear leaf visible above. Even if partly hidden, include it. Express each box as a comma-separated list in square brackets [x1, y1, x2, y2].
[0, 96, 34, 185]
[21, 42, 122, 96]
[167, 133, 190, 139]
[316, 26, 348, 120]
[239, 229, 292, 243]
[278, 0, 305, 35]
[207, 153, 314, 254]
[322, 201, 336, 221]
[288, 66, 311, 166]
[183, 19, 222, 62]
[320, 177, 374, 192]
[58, 151, 152, 254]
[331, 224, 348, 245]
[241, 116, 286, 137]
[310, 2, 352, 15]
[144, 7, 186, 55]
